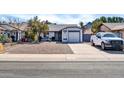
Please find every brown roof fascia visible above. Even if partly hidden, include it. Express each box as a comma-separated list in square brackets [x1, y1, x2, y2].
[101, 23, 112, 31]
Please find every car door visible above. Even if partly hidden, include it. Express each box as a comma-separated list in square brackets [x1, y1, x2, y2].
[95, 33, 102, 45]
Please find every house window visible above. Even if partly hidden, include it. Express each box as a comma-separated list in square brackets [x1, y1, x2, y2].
[63, 38, 67, 40]
[63, 30, 67, 33]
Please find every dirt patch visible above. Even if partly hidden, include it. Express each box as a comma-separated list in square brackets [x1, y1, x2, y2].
[5, 42, 73, 54]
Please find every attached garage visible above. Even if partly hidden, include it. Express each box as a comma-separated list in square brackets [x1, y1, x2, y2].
[48, 24, 83, 43]
[68, 31, 80, 43]
[62, 27, 82, 43]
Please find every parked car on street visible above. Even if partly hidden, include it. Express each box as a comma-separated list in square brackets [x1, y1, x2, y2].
[90, 32, 124, 51]
[41, 36, 51, 41]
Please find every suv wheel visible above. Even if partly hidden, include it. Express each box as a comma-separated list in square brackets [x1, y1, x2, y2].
[101, 42, 105, 50]
[119, 47, 123, 51]
[91, 41, 95, 46]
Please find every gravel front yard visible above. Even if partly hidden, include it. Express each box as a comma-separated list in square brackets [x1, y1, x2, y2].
[5, 42, 73, 54]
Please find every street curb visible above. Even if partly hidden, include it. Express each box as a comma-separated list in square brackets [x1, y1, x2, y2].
[0, 60, 124, 63]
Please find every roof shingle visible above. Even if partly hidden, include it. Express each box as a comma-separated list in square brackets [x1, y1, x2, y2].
[102, 23, 124, 31]
[48, 24, 80, 31]
[0, 24, 17, 31]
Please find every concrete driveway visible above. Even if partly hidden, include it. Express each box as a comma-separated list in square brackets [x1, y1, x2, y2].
[68, 43, 102, 55]
[68, 43, 124, 61]
[68, 43, 124, 54]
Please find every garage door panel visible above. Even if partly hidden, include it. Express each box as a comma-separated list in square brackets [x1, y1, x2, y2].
[68, 32, 80, 43]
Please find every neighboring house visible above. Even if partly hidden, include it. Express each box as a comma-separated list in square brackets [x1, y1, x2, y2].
[99, 23, 124, 39]
[0, 23, 22, 42]
[83, 22, 93, 42]
[0, 27, 6, 34]
[11, 22, 29, 39]
[47, 24, 83, 43]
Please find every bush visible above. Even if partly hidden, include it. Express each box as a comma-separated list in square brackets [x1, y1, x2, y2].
[0, 35, 12, 43]
[0, 35, 7, 43]
[30, 33, 36, 41]
[25, 30, 36, 42]
[6, 38, 12, 43]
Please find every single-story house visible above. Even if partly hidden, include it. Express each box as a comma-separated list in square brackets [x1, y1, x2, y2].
[47, 24, 83, 43]
[0, 23, 83, 43]
[0, 23, 22, 42]
[99, 23, 124, 38]
[11, 22, 29, 39]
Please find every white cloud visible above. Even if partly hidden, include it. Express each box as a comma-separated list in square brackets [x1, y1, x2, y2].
[13, 14, 36, 20]
[13, 14, 97, 24]
[4, 14, 124, 24]
[38, 14, 96, 24]
[81, 14, 96, 23]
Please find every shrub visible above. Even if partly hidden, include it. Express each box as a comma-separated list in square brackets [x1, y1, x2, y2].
[6, 38, 12, 43]
[0, 35, 7, 43]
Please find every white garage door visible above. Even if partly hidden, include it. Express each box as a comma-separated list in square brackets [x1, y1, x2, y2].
[68, 32, 80, 43]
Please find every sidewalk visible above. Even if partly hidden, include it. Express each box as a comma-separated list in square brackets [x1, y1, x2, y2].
[0, 54, 124, 62]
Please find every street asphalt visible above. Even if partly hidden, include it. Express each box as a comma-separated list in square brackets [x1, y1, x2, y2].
[0, 61, 124, 78]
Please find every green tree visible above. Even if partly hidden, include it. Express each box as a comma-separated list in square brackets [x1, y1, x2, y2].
[37, 22, 49, 42]
[107, 17, 112, 23]
[91, 19, 103, 34]
[0, 34, 8, 43]
[112, 17, 117, 23]
[105, 16, 124, 23]
[27, 16, 49, 42]
[91, 16, 124, 34]
[100, 16, 107, 23]
[118, 17, 124, 23]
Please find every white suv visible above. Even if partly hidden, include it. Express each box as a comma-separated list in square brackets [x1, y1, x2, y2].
[90, 32, 124, 51]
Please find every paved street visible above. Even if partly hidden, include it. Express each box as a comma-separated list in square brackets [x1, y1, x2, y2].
[0, 61, 124, 78]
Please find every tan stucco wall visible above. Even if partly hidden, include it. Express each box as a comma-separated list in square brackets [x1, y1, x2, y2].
[100, 25, 111, 32]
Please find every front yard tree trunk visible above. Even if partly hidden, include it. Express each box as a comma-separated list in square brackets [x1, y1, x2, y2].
[38, 32, 41, 42]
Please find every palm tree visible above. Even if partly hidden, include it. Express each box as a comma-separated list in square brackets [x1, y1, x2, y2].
[79, 21, 84, 42]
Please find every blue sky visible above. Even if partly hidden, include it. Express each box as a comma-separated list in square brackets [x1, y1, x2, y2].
[0, 14, 124, 25]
